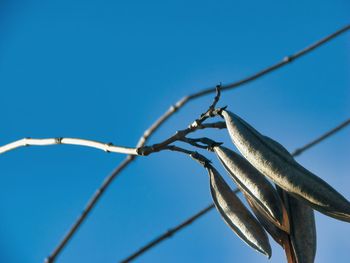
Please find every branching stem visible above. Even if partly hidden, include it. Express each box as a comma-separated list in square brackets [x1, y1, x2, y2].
[0, 137, 138, 155]
[119, 117, 350, 262]
[43, 24, 350, 263]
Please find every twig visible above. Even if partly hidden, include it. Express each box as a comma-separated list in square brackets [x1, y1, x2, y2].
[1, 123, 226, 158]
[179, 137, 222, 150]
[44, 24, 350, 263]
[119, 117, 350, 262]
[165, 145, 212, 167]
[137, 120, 222, 156]
[0, 137, 138, 155]
[136, 88, 223, 156]
[44, 95, 223, 263]
[196, 121, 227, 130]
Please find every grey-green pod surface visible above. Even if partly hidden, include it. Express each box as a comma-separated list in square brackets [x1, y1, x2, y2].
[221, 110, 350, 222]
[262, 135, 316, 262]
[248, 197, 296, 263]
[247, 197, 287, 247]
[278, 187, 317, 263]
[214, 145, 289, 233]
[261, 134, 316, 262]
[208, 166, 271, 258]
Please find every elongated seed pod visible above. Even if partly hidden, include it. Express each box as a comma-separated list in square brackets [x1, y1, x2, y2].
[289, 196, 317, 263]
[247, 197, 295, 263]
[222, 110, 350, 222]
[247, 198, 287, 246]
[214, 145, 289, 233]
[208, 166, 271, 258]
[266, 134, 317, 263]
[283, 237, 296, 263]
[263, 137, 316, 261]
[277, 187, 317, 263]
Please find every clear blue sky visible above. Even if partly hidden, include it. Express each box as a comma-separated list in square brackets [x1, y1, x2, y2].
[0, 1, 349, 262]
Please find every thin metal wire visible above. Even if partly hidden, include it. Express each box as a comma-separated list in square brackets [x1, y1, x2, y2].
[119, 117, 350, 262]
[45, 24, 350, 263]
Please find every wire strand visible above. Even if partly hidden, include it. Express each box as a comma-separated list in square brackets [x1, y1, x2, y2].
[119, 117, 350, 262]
[44, 24, 350, 263]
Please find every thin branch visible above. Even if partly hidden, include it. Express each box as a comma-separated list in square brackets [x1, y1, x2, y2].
[0, 137, 138, 155]
[119, 117, 350, 262]
[165, 145, 212, 167]
[196, 121, 227, 130]
[179, 137, 222, 150]
[137, 118, 222, 156]
[44, 24, 350, 263]
[1, 123, 225, 158]
[137, 88, 223, 156]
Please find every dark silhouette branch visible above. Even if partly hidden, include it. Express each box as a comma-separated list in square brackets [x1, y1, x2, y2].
[119, 117, 350, 262]
[45, 24, 350, 263]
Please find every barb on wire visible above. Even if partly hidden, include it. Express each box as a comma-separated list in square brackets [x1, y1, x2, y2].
[45, 155, 136, 263]
[292, 118, 350, 156]
[120, 204, 216, 263]
[136, 24, 350, 149]
[119, 117, 350, 262]
[44, 24, 350, 263]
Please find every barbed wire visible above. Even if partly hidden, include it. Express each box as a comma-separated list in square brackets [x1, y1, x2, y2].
[45, 24, 350, 262]
[120, 117, 350, 262]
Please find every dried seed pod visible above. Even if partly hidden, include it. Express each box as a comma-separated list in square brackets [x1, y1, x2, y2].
[247, 197, 287, 246]
[208, 166, 271, 258]
[247, 197, 296, 263]
[214, 145, 289, 233]
[262, 137, 317, 262]
[278, 187, 317, 263]
[283, 237, 296, 263]
[263, 136, 316, 259]
[222, 110, 350, 222]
